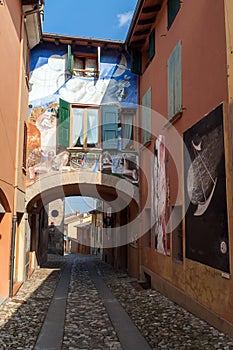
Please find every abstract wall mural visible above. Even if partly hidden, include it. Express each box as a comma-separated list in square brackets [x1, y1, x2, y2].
[184, 104, 230, 272]
[152, 135, 168, 254]
[102, 151, 138, 183]
[27, 42, 138, 187]
[29, 43, 137, 109]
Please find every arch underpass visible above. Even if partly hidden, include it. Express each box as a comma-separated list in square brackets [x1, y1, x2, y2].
[25, 170, 140, 270]
[26, 170, 139, 213]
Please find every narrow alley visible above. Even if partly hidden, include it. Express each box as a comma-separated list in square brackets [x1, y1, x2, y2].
[0, 254, 232, 350]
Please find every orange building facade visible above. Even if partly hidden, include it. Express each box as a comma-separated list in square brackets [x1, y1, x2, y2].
[0, 0, 43, 298]
[1, 0, 233, 337]
[126, 0, 233, 336]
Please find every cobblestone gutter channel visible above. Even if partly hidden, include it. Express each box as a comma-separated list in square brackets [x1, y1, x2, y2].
[96, 260, 233, 350]
[0, 254, 233, 350]
[0, 256, 67, 350]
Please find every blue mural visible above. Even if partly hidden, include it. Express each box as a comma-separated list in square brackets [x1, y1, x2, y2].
[29, 42, 137, 109]
[27, 40, 138, 186]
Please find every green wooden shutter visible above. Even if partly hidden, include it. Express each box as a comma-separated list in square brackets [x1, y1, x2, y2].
[101, 105, 118, 149]
[149, 29, 155, 61]
[67, 44, 74, 73]
[167, 0, 181, 30]
[130, 48, 142, 75]
[142, 87, 152, 144]
[59, 98, 70, 147]
[168, 40, 182, 120]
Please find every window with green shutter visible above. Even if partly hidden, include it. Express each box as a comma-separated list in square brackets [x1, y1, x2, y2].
[142, 87, 152, 145]
[101, 105, 118, 149]
[58, 98, 70, 147]
[130, 48, 142, 75]
[168, 40, 182, 121]
[167, 0, 181, 30]
[148, 29, 155, 62]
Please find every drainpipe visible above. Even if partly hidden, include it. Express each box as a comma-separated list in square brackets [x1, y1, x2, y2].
[9, 215, 17, 297]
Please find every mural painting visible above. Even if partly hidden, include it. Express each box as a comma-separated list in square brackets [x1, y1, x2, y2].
[27, 42, 138, 187]
[152, 135, 168, 254]
[102, 151, 138, 184]
[184, 104, 229, 272]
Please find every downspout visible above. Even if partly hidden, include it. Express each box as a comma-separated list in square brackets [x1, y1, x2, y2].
[9, 215, 17, 297]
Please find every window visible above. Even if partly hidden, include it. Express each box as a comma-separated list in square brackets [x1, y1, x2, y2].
[72, 107, 99, 148]
[167, 0, 181, 30]
[58, 98, 100, 148]
[67, 44, 99, 77]
[142, 87, 152, 145]
[121, 110, 135, 150]
[130, 47, 142, 75]
[148, 29, 155, 62]
[168, 40, 182, 121]
[59, 99, 127, 150]
[102, 105, 118, 149]
[74, 55, 98, 77]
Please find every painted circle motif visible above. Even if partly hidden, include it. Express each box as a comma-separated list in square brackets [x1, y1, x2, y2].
[220, 241, 227, 254]
[51, 209, 59, 218]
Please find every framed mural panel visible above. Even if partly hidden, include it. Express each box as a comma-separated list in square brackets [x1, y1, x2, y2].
[152, 135, 169, 254]
[184, 104, 230, 272]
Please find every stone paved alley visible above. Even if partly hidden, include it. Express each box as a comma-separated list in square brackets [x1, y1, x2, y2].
[0, 254, 233, 349]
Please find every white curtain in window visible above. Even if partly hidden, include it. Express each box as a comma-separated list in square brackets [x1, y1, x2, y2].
[87, 109, 98, 146]
[122, 114, 133, 149]
[72, 108, 84, 146]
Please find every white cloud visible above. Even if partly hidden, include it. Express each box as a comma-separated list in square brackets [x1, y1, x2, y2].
[117, 11, 133, 28]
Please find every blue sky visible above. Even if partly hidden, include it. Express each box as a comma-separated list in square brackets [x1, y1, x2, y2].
[65, 197, 97, 215]
[43, 0, 138, 41]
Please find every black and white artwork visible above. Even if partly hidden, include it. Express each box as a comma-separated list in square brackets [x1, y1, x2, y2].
[184, 104, 229, 272]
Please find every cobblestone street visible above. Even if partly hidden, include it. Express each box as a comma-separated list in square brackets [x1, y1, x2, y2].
[0, 254, 233, 349]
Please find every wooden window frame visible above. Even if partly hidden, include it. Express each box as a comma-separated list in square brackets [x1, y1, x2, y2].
[70, 104, 101, 149]
[73, 53, 99, 78]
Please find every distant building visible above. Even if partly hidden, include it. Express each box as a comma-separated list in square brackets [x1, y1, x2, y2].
[65, 211, 92, 255]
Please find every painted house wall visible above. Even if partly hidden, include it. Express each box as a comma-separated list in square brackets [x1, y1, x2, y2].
[135, 0, 233, 332]
[0, 0, 29, 297]
[27, 40, 139, 188]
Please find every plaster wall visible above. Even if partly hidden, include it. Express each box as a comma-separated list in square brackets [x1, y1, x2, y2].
[137, 0, 233, 330]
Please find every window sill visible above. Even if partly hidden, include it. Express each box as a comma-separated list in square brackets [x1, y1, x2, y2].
[164, 110, 183, 129]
